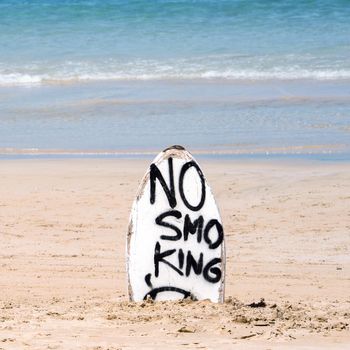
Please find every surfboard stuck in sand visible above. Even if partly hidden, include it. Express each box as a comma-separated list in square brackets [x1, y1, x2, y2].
[127, 145, 225, 302]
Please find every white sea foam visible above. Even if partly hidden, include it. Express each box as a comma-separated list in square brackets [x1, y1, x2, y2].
[1, 60, 350, 86]
[0, 73, 45, 85]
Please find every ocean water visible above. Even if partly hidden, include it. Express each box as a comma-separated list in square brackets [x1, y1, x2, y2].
[0, 0, 349, 157]
[1, 0, 350, 84]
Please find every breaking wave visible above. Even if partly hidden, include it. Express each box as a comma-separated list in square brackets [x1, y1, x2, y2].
[1, 61, 350, 86]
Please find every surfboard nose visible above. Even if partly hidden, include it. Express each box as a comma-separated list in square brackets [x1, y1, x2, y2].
[163, 145, 186, 152]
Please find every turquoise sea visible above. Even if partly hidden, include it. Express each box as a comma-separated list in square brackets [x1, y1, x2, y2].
[0, 0, 349, 158]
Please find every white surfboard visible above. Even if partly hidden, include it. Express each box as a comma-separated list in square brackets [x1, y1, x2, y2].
[127, 145, 225, 302]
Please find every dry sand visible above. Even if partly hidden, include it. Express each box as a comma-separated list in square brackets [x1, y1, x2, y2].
[0, 158, 349, 349]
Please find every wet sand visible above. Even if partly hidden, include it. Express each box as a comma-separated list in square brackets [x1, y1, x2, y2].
[0, 158, 349, 349]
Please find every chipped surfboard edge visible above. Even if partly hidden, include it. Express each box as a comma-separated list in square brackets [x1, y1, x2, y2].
[126, 145, 226, 303]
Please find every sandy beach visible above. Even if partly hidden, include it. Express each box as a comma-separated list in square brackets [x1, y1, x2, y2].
[0, 158, 349, 349]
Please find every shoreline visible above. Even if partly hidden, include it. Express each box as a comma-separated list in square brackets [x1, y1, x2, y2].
[1, 142, 350, 162]
[1, 151, 350, 162]
[1, 79, 349, 155]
